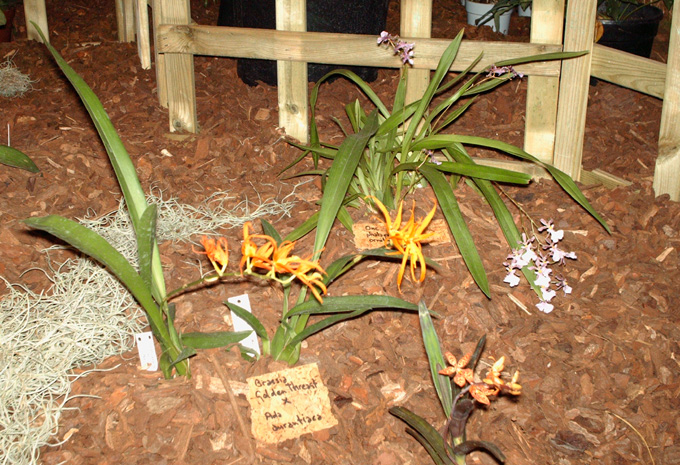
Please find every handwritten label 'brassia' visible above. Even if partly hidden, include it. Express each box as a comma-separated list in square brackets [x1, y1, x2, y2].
[246, 363, 337, 443]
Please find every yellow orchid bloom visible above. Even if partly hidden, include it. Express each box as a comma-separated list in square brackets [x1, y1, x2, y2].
[372, 197, 437, 291]
[194, 236, 229, 276]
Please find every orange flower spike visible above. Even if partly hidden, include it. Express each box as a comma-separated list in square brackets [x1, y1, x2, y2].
[407, 200, 437, 283]
[194, 236, 229, 276]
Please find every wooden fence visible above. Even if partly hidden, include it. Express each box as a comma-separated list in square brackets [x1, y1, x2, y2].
[22, 0, 680, 201]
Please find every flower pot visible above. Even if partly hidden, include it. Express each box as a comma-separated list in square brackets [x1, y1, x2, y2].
[596, 5, 663, 58]
[217, 0, 390, 86]
[517, 4, 531, 17]
[465, 0, 512, 34]
[0, 6, 16, 42]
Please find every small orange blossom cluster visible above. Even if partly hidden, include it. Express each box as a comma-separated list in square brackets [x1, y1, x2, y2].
[439, 352, 521, 405]
[193, 222, 327, 302]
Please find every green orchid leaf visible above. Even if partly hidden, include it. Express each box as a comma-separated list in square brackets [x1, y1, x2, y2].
[413, 135, 610, 233]
[167, 346, 197, 369]
[23, 215, 169, 343]
[137, 204, 159, 301]
[313, 110, 380, 258]
[419, 164, 490, 297]
[261, 219, 282, 245]
[389, 407, 456, 465]
[0, 145, 39, 172]
[444, 144, 542, 296]
[282, 308, 365, 350]
[181, 330, 252, 349]
[401, 30, 465, 156]
[35, 24, 168, 298]
[452, 440, 506, 463]
[286, 295, 418, 318]
[224, 301, 270, 344]
[419, 300, 453, 417]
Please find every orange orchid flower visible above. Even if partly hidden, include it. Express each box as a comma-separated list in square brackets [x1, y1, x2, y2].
[194, 236, 229, 276]
[438, 351, 475, 388]
[240, 222, 327, 302]
[469, 383, 499, 405]
[240, 222, 276, 274]
[372, 197, 437, 291]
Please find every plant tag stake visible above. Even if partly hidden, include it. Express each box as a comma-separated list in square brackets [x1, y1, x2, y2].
[227, 294, 261, 355]
[135, 332, 158, 371]
[247, 363, 337, 443]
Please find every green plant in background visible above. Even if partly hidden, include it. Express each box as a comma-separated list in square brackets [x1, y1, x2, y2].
[185, 220, 424, 365]
[0, 145, 38, 172]
[285, 30, 609, 300]
[23, 27, 250, 379]
[390, 301, 522, 464]
[474, 0, 532, 30]
[0, 0, 21, 26]
[597, 0, 672, 20]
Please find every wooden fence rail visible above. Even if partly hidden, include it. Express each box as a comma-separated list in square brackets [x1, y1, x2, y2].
[20, 0, 680, 200]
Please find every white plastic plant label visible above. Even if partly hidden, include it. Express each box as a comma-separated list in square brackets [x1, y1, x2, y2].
[135, 332, 158, 371]
[228, 293, 261, 355]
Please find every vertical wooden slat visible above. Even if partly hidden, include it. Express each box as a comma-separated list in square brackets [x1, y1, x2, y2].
[135, 0, 152, 69]
[153, 0, 168, 107]
[160, 0, 197, 133]
[123, 0, 136, 42]
[276, 0, 309, 143]
[400, 0, 432, 105]
[523, 0, 564, 163]
[553, 0, 596, 180]
[653, 0, 680, 201]
[23, 0, 49, 43]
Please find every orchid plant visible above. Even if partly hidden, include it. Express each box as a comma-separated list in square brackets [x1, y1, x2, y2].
[284, 30, 609, 302]
[182, 219, 422, 364]
[503, 218, 577, 313]
[23, 28, 250, 379]
[390, 302, 522, 464]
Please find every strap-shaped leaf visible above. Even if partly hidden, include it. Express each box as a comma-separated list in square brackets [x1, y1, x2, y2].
[419, 300, 453, 417]
[389, 407, 456, 465]
[286, 295, 418, 318]
[282, 308, 365, 350]
[413, 135, 610, 233]
[224, 301, 270, 344]
[313, 110, 380, 258]
[419, 164, 490, 297]
[181, 330, 252, 349]
[34, 24, 168, 298]
[23, 215, 169, 343]
[137, 204, 158, 299]
[452, 440, 506, 463]
[0, 145, 39, 172]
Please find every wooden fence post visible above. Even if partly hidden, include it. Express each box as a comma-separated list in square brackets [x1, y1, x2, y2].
[653, 0, 680, 201]
[159, 0, 196, 132]
[115, 0, 136, 42]
[276, 0, 309, 143]
[135, 0, 152, 70]
[23, 0, 49, 43]
[153, 0, 168, 107]
[400, 0, 432, 105]
[523, 0, 564, 162]
[552, 0, 596, 180]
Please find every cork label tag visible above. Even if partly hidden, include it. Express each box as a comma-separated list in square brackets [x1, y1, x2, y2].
[246, 363, 337, 443]
[352, 219, 451, 250]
